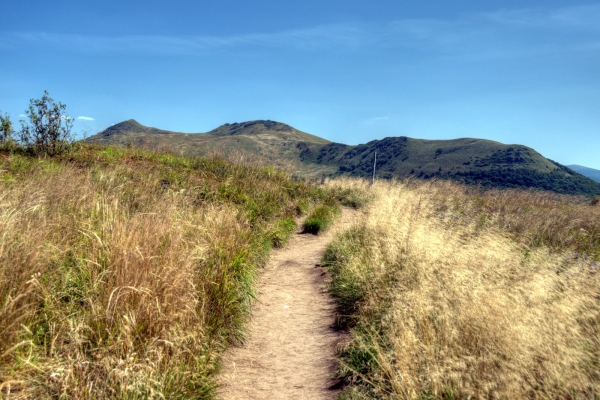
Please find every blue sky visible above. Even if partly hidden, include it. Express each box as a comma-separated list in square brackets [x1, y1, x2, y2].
[2, 1, 599, 168]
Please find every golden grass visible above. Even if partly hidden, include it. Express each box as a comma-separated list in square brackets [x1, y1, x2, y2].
[0, 146, 332, 398]
[325, 179, 600, 399]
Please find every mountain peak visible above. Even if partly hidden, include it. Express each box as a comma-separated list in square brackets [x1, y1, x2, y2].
[100, 119, 147, 137]
[208, 120, 295, 136]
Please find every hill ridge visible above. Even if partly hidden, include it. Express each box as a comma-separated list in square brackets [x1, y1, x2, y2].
[86, 119, 600, 196]
[208, 120, 295, 136]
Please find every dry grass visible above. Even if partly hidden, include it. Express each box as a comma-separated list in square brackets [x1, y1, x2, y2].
[428, 181, 600, 256]
[0, 146, 332, 399]
[324, 178, 600, 399]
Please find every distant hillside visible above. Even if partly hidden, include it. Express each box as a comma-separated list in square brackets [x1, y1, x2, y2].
[207, 120, 328, 144]
[303, 136, 600, 196]
[86, 120, 600, 196]
[87, 119, 335, 176]
[568, 165, 600, 183]
[95, 119, 328, 144]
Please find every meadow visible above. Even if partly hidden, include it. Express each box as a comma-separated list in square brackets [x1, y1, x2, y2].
[0, 145, 339, 399]
[324, 178, 600, 399]
[2, 142, 600, 399]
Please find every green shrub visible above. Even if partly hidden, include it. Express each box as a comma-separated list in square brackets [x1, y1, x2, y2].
[19, 91, 74, 156]
[302, 204, 340, 234]
[0, 111, 14, 144]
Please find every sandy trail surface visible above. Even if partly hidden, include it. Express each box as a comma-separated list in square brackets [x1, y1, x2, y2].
[218, 209, 355, 400]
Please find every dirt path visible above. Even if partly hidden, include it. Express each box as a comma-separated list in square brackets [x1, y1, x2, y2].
[218, 209, 355, 400]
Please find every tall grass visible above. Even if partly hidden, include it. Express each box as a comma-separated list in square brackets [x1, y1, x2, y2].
[324, 178, 600, 399]
[0, 145, 330, 398]
[428, 181, 600, 257]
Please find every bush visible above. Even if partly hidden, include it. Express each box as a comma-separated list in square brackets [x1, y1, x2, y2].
[19, 90, 74, 155]
[302, 204, 340, 234]
[0, 112, 13, 144]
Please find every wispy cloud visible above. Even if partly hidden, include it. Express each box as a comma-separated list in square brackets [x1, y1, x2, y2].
[364, 116, 389, 125]
[3, 5, 599, 59]
[384, 5, 600, 60]
[7, 24, 367, 56]
[482, 5, 600, 30]
[77, 116, 95, 121]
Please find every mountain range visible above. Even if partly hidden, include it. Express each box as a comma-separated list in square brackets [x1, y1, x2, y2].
[85, 119, 600, 196]
[567, 165, 600, 183]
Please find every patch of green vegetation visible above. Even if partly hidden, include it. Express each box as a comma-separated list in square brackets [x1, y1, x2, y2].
[294, 198, 311, 216]
[302, 203, 340, 234]
[322, 227, 367, 329]
[450, 165, 600, 196]
[267, 217, 297, 248]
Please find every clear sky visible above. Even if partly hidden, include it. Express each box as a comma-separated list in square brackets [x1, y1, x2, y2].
[2, 1, 599, 168]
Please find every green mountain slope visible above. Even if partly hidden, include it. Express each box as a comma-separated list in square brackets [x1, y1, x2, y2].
[304, 136, 600, 196]
[86, 120, 600, 196]
[568, 165, 600, 183]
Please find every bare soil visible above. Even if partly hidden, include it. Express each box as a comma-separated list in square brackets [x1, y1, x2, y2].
[218, 209, 355, 400]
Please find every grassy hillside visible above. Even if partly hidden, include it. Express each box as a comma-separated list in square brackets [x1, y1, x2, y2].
[306, 137, 600, 196]
[0, 145, 340, 398]
[303, 136, 551, 173]
[86, 120, 600, 196]
[569, 164, 600, 183]
[86, 119, 336, 178]
[206, 120, 329, 144]
[324, 178, 600, 399]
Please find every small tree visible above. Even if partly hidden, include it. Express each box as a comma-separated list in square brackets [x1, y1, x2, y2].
[0, 111, 14, 144]
[19, 90, 73, 155]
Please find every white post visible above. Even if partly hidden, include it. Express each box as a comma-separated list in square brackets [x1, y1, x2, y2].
[372, 151, 377, 185]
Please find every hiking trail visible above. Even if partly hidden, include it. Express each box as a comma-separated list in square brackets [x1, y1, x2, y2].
[218, 208, 355, 400]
